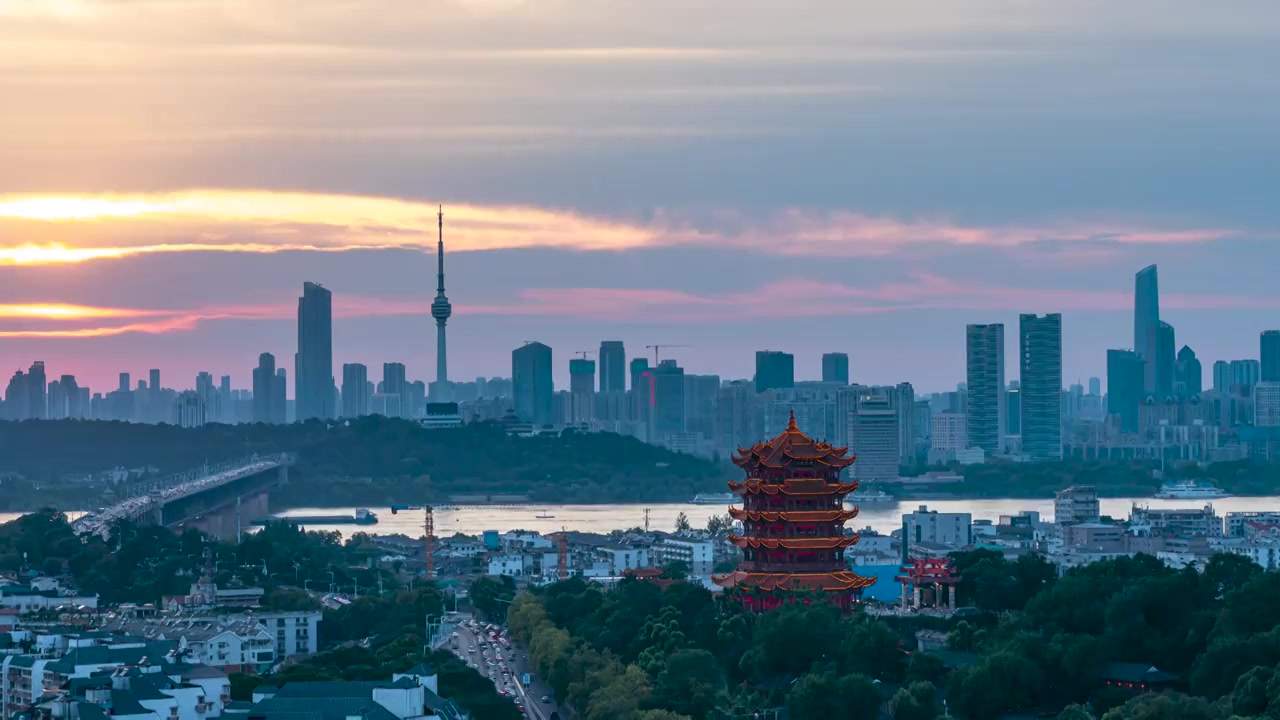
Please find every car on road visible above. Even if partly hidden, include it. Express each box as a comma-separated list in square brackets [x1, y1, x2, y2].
[541, 696, 551, 704]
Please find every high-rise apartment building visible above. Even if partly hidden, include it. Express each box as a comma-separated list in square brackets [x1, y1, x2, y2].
[1006, 387, 1021, 435]
[149, 368, 161, 405]
[27, 362, 46, 420]
[1156, 321, 1175, 397]
[1230, 359, 1261, 390]
[380, 362, 407, 417]
[599, 341, 626, 393]
[1256, 382, 1280, 427]
[1107, 349, 1144, 433]
[1020, 313, 1063, 460]
[296, 282, 334, 421]
[895, 382, 915, 463]
[1134, 264, 1161, 393]
[512, 342, 554, 427]
[652, 359, 686, 438]
[965, 323, 1005, 454]
[683, 374, 720, 439]
[274, 368, 288, 423]
[1262, 331, 1280, 383]
[1089, 377, 1101, 397]
[218, 375, 232, 423]
[822, 353, 850, 384]
[1213, 360, 1230, 393]
[341, 363, 369, 418]
[1175, 345, 1202, 397]
[754, 351, 794, 393]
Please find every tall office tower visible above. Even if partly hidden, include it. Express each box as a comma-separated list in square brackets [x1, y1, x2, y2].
[512, 342, 554, 427]
[895, 382, 915, 462]
[1175, 346, 1202, 397]
[252, 353, 277, 423]
[754, 350, 794, 393]
[1006, 388, 1021, 435]
[965, 323, 1005, 454]
[850, 392, 899, 482]
[683, 374, 720, 439]
[381, 362, 407, 417]
[599, 341, 626, 393]
[407, 380, 427, 418]
[274, 369, 288, 423]
[219, 375, 232, 422]
[568, 358, 596, 424]
[196, 371, 216, 421]
[118, 373, 130, 393]
[716, 381, 760, 455]
[652, 359, 686, 438]
[27, 362, 46, 420]
[149, 369, 160, 400]
[47, 377, 65, 419]
[2, 370, 26, 420]
[431, 207, 452, 386]
[1089, 377, 1101, 397]
[341, 363, 369, 418]
[1020, 314, 1063, 460]
[822, 352, 850, 384]
[1134, 264, 1161, 393]
[629, 358, 650, 422]
[1263, 330, 1280, 382]
[296, 281, 334, 421]
[1155, 321, 1175, 396]
[1213, 360, 1230, 393]
[1107, 350, 1144, 433]
[1230, 359, 1261, 390]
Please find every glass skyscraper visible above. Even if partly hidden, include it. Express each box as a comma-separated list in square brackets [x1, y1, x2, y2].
[754, 350, 795, 393]
[1020, 314, 1063, 460]
[598, 341, 627, 393]
[1262, 330, 1280, 383]
[965, 323, 1005, 454]
[295, 281, 334, 421]
[512, 341, 554, 427]
[1107, 350, 1144, 433]
[1134, 265, 1161, 394]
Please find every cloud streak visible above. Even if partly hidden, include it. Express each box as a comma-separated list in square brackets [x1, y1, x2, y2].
[0, 190, 1244, 266]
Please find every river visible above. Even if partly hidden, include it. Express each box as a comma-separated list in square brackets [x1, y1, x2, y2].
[7, 496, 1280, 537]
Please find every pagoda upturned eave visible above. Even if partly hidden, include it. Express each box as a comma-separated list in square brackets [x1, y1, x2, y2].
[712, 569, 877, 593]
[732, 411, 855, 471]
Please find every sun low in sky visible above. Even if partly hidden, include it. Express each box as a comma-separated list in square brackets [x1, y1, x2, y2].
[1, 0, 1278, 391]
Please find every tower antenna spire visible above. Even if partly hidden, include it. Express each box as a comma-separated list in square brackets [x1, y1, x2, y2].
[431, 205, 452, 386]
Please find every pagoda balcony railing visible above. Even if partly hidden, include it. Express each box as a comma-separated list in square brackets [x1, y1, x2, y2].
[745, 524, 843, 539]
[741, 498, 844, 511]
[739, 561, 850, 574]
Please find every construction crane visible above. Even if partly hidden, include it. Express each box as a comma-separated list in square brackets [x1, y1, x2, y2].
[546, 527, 569, 581]
[645, 344, 691, 364]
[423, 506, 435, 579]
[574, 351, 596, 360]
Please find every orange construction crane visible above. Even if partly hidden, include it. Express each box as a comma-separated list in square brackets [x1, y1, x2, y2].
[645, 344, 690, 364]
[547, 527, 569, 581]
[423, 506, 435, 579]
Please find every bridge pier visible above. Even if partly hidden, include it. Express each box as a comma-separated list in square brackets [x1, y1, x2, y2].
[172, 491, 270, 540]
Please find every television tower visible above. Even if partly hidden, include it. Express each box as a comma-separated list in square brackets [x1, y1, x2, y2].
[431, 206, 452, 385]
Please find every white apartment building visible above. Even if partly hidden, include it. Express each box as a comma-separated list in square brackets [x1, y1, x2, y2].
[651, 537, 714, 576]
[903, 505, 973, 548]
[597, 547, 649, 575]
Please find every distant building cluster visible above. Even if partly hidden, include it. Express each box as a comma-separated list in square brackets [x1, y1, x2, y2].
[3, 260, 1279, 465]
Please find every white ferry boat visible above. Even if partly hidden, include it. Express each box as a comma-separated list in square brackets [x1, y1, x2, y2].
[847, 488, 894, 504]
[1154, 480, 1229, 500]
[692, 492, 738, 505]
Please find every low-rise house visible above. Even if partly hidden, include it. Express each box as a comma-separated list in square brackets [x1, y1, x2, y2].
[243, 666, 468, 720]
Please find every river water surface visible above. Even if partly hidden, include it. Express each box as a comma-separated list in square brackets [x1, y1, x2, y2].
[6, 496, 1280, 538]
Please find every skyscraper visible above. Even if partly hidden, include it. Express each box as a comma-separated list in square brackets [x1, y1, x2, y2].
[218, 375, 232, 423]
[822, 352, 850, 384]
[1134, 264, 1161, 393]
[1262, 330, 1280, 382]
[652, 359, 686, 438]
[1156, 321, 1175, 397]
[965, 323, 1005, 454]
[1230, 359, 1260, 390]
[431, 206, 452, 386]
[1213, 360, 1230, 393]
[599, 341, 626, 393]
[252, 353, 278, 423]
[1175, 345, 1202, 397]
[1108, 350, 1144, 433]
[851, 391, 899, 482]
[754, 351, 794, 393]
[27, 362, 47, 420]
[629, 357, 650, 422]
[296, 281, 334, 421]
[1020, 313, 1062, 460]
[119, 372, 130, 393]
[1088, 377, 1101, 397]
[274, 368, 288, 424]
[512, 342, 553, 427]
[568, 357, 595, 424]
[149, 369, 161, 407]
[342, 363, 369, 418]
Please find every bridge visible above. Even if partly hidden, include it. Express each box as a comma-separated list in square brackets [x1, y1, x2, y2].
[74, 454, 294, 540]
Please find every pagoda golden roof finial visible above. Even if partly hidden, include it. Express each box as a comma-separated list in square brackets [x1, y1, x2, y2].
[787, 409, 798, 432]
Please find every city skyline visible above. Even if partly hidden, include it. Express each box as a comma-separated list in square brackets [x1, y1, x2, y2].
[4, 1, 1280, 390]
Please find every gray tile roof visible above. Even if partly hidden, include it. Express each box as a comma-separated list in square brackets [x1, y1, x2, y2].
[251, 697, 400, 720]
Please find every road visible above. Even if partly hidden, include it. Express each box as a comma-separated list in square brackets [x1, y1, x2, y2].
[450, 617, 566, 720]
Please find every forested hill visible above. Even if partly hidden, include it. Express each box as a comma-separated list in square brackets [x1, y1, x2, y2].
[0, 418, 731, 507]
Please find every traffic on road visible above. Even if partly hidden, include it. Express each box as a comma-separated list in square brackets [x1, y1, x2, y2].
[449, 617, 562, 720]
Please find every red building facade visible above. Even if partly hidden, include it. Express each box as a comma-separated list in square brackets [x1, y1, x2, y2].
[713, 413, 875, 611]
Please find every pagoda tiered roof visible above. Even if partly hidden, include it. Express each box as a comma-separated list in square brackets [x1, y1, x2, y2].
[728, 508, 861, 523]
[732, 412, 855, 471]
[728, 478, 859, 497]
[712, 569, 877, 592]
[727, 535, 861, 551]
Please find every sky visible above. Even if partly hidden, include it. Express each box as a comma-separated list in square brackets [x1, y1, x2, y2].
[2, 0, 1280, 394]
